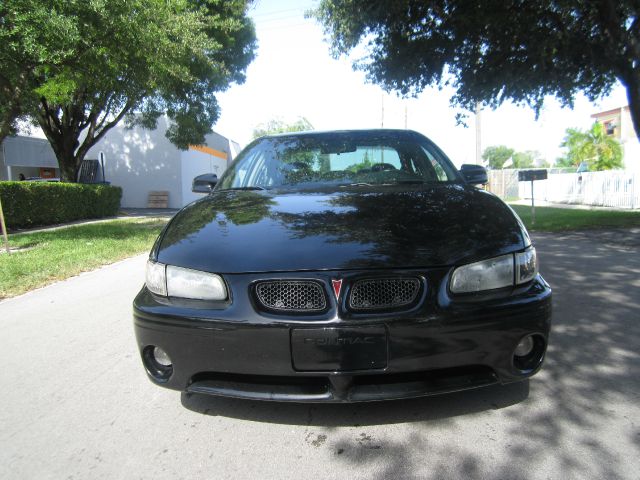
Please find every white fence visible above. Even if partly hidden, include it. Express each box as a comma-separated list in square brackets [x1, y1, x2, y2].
[519, 170, 639, 209]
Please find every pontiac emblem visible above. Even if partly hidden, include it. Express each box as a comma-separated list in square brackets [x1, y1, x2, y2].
[331, 279, 343, 300]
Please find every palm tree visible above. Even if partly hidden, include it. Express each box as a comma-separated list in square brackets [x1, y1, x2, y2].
[558, 122, 623, 171]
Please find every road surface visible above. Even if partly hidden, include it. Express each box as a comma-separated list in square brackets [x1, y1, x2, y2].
[1, 230, 639, 479]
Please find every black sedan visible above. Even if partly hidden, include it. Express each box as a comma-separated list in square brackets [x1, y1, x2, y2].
[134, 129, 551, 402]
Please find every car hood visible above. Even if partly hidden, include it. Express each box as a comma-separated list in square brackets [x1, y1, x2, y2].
[155, 184, 526, 273]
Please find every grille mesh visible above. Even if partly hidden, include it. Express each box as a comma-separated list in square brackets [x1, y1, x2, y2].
[255, 281, 327, 312]
[349, 278, 421, 311]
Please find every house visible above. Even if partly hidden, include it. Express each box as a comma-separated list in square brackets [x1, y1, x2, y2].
[0, 117, 240, 208]
[591, 106, 640, 172]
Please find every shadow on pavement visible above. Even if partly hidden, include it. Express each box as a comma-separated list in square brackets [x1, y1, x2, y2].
[184, 228, 640, 479]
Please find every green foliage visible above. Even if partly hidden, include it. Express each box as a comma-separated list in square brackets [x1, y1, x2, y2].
[554, 156, 575, 168]
[1, 0, 257, 181]
[536, 158, 551, 169]
[0, 0, 80, 141]
[512, 151, 540, 169]
[558, 123, 623, 171]
[483, 147, 545, 169]
[312, 1, 640, 139]
[482, 146, 514, 169]
[252, 117, 314, 139]
[0, 182, 122, 229]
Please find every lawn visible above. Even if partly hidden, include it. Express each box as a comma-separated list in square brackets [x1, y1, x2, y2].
[510, 204, 640, 232]
[0, 218, 167, 299]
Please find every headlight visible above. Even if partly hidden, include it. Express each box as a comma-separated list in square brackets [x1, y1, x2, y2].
[450, 247, 537, 294]
[146, 260, 167, 296]
[450, 254, 514, 293]
[145, 261, 227, 300]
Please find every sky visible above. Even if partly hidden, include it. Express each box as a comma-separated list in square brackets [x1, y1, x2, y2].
[213, 0, 629, 167]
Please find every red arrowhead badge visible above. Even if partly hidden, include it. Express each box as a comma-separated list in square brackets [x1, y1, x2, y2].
[331, 279, 343, 301]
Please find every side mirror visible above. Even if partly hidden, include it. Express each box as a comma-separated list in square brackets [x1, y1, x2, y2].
[192, 173, 218, 194]
[460, 164, 488, 185]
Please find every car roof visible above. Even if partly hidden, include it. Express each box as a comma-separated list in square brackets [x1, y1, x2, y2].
[260, 128, 424, 140]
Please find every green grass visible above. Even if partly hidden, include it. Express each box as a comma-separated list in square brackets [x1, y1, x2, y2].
[0, 218, 167, 299]
[510, 204, 640, 232]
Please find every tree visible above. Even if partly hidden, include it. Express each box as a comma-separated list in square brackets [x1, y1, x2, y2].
[557, 122, 623, 171]
[252, 117, 314, 139]
[482, 145, 514, 169]
[0, 2, 80, 144]
[554, 156, 575, 169]
[512, 151, 542, 169]
[312, 1, 640, 141]
[2, 0, 256, 181]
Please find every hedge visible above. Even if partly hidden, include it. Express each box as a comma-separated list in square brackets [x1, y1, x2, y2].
[0, 181, 122, 229]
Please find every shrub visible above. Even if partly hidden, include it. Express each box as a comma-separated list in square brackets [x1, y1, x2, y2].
[0, 182, 122, 229]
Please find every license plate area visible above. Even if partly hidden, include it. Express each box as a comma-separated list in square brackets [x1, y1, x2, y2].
[291, 326, 387, 372]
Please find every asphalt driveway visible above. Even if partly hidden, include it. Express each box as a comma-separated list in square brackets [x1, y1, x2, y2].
[1, 230, 639, 479]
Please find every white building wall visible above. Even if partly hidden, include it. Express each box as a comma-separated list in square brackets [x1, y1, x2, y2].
[180, 150, 227, 206]
[87, 117, 183, 208]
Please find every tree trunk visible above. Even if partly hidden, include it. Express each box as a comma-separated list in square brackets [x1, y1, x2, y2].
[625, 77, 640, 143]
[57, 153, 80, 183]
[37, 95, 134, 183]
[38, 121, 81, 182]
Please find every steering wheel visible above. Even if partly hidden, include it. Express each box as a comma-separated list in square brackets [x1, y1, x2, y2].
[371, 163, 397, 172]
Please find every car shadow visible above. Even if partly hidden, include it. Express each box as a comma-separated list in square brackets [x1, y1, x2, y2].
[180, 380, 529, 426]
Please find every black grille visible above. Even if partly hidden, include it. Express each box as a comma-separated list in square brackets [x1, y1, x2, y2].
[255, 281, 327, 312]
[349, 278, 421, 311]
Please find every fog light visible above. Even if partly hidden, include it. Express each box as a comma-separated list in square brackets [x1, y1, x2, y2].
[152, 346, 172, 367]
[142, 345, 174, 382]
[513, 334, 546, 373]
[514, 335, 535, 357]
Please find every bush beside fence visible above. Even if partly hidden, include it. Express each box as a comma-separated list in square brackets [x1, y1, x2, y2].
[0, 182, 122, 229]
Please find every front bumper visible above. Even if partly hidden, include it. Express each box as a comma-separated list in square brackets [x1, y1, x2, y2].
[133, 271, 552, 403]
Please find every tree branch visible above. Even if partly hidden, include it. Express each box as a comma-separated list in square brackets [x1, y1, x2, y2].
[39, 97, 62, 132]
[75, 101, 134, 161]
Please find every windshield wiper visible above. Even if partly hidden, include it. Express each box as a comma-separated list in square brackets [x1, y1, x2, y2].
[341, 182, 374, 187]
[384, 180, 428, 185]
[218, 186, 267, 191]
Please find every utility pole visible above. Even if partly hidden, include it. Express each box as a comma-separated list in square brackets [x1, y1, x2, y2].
[404, 104, 408, 129]
[475, 102, 482, 165]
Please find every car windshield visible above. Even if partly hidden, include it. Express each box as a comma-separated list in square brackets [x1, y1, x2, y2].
[216, 131, 461, 190]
